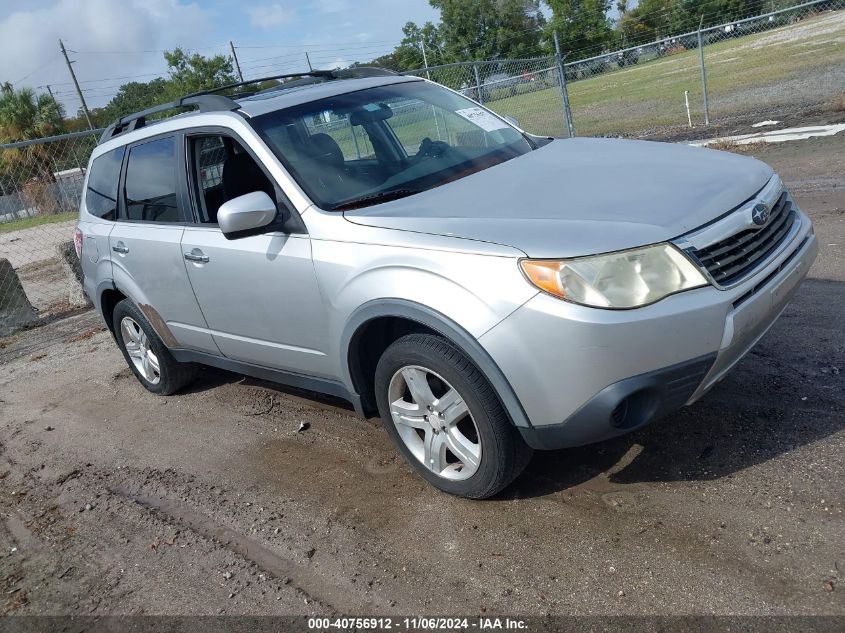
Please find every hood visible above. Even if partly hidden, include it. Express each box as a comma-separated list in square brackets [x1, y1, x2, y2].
[343, 138, 773, 258]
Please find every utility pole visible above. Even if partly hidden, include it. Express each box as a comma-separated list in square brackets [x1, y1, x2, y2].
[45, 85, 56, 101]
[59, 39, 94, 131]
[698, 15, 710, 125]
[305, 51, 313, 71]
[420, 38, 431, 80]
[229, 41, 244, 82]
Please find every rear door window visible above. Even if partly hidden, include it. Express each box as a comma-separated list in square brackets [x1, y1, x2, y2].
[85, 147, 125, 220]
[123, 136, 182, 223]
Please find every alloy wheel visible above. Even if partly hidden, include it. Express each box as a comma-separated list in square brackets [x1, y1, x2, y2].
[119, 316, 161, 385]
[387, 365, 481, 481]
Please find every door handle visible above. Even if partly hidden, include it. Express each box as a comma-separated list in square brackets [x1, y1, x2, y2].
[112, 242, 129, 254]
[184, 250, 210, 263]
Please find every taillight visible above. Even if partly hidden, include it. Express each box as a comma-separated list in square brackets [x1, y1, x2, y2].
[73, 228, 83, 258]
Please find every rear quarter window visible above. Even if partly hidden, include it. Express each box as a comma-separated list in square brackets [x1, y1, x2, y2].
[84, 146, 125, 220]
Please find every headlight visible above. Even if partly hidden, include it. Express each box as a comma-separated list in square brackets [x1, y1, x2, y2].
[520, 243, 708, 309]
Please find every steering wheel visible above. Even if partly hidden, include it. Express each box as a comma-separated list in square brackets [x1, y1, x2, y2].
[413, 137, 451, 163]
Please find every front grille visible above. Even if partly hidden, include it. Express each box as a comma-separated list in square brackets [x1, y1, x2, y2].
[690, 192, 796, 286]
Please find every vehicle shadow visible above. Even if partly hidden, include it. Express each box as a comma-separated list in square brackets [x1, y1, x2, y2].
[179, 364, 357, 413]
[508, 279, 845, 499]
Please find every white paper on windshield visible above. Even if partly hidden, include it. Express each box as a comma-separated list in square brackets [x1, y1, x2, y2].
[455, 107, 510, 132]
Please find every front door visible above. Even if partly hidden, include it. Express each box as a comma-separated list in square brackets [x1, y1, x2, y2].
[109, 134, 218, 354]
[180, 133, 330, 377]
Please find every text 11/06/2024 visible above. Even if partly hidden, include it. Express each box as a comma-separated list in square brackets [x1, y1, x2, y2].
[307, 617, 529, 630]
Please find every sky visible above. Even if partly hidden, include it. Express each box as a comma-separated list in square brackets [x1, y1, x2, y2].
[0, 0, 441, 112]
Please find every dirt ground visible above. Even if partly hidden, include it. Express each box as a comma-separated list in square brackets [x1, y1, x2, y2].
[0, 135, 843, 619]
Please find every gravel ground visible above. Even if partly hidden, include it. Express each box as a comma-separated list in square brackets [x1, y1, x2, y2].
[0, 136, 843, 619]
[0, 220, 75, 268]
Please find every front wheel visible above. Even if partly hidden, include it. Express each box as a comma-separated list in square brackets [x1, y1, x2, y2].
[374, 333, 532, 499]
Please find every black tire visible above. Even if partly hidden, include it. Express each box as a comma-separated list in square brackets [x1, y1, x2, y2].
[374, 333, 532, 499]
[112, 299, 196, 395]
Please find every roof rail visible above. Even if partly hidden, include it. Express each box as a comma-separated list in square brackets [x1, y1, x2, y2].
[98, 67, 398, 144]
[99, 94, 241, 144]
[185, 67, 397, 100]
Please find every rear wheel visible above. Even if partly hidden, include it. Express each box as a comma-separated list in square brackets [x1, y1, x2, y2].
[374, 333, 532, 499]
[113, 299, 196, 395]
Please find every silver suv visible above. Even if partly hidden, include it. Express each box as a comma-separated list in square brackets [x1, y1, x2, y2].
[75, 69, 818, 499]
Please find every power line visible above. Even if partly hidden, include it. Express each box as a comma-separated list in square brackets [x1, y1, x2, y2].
[66, 44, 228, 54]
[234, 39, 397, 49]
[11, 55, 61, 86]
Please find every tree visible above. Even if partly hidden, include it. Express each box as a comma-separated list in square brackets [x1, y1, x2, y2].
[392, 21, 445, 70]
[429, 0, 545, 61]
[98, 78, 169, 124]
[619, 0, 762, 43]
[98, 49, 239, 125]
[352, 51, 401, 71]
[162, 48, 238, 97]
[0, 84, 65, 174]
[0, 84, 64, 143]
[0, 84, 66, 212]
[545, 0, 613, 59]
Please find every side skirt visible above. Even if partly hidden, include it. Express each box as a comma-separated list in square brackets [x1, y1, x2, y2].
[170, 349, 365, 416]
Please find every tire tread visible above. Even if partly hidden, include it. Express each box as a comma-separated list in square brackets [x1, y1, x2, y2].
[375, 333, 532, 499]
[113, 299, 196, 396]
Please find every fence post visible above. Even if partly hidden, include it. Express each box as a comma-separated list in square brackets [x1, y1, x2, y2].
[553, 31, 576, 138]
[473, 63, 484, 104]
[698, 17, 711, 125]
[420, 38, 431, 80]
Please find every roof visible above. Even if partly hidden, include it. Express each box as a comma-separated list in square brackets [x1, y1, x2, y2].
[235, 75, 422, 118]
[97, 71, 425, 146]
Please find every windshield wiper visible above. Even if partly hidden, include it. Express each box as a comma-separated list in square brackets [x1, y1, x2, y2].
[332, 188, 422, 211]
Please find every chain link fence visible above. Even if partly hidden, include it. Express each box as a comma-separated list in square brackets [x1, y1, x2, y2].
[404, 57, 570, 138]
[1, 129, 101, 336]
[1, 0, 843, 339]
[404, 0, 845, 139]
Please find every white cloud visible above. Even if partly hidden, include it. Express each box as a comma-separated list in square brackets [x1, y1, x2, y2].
[0, 0, 214, 110]
[247, 4, 297, 28]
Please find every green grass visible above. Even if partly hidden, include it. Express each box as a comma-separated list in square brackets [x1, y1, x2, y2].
[0, 211, 77, 234]
[483, 11, 845, 137]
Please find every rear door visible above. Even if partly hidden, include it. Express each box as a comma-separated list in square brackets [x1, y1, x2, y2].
[77, 146, 124, 302]
[108, 133, 218, 354]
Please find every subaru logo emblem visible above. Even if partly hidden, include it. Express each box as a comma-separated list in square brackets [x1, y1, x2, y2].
[752, 203, 770, 226]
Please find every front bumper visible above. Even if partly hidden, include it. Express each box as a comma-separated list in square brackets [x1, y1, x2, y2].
[480, 215, 818, 451]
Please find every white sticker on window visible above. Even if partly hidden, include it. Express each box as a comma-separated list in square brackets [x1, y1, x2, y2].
[455, 107, 510, 132]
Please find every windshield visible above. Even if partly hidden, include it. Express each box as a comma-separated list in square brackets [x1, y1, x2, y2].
[250, 81, 534, 210]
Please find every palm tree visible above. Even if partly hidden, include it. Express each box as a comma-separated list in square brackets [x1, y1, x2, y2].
[0, 84, 66, 214]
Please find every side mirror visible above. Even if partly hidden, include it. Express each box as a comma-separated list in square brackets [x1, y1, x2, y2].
[218, 191, 277, 239]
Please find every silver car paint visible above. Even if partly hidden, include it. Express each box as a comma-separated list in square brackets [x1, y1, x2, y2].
[180, 226, 331, 376]
[76, 77, 817, 446]
[216, 191, 277, 235]
[480, 212, 816, 428]
[108, 222, 220, 355]
[234, 75, 423, 118]
[343, 137, 774, 258]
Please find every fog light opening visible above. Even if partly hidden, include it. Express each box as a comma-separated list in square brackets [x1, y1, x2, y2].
[610, 389, 660, 429]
